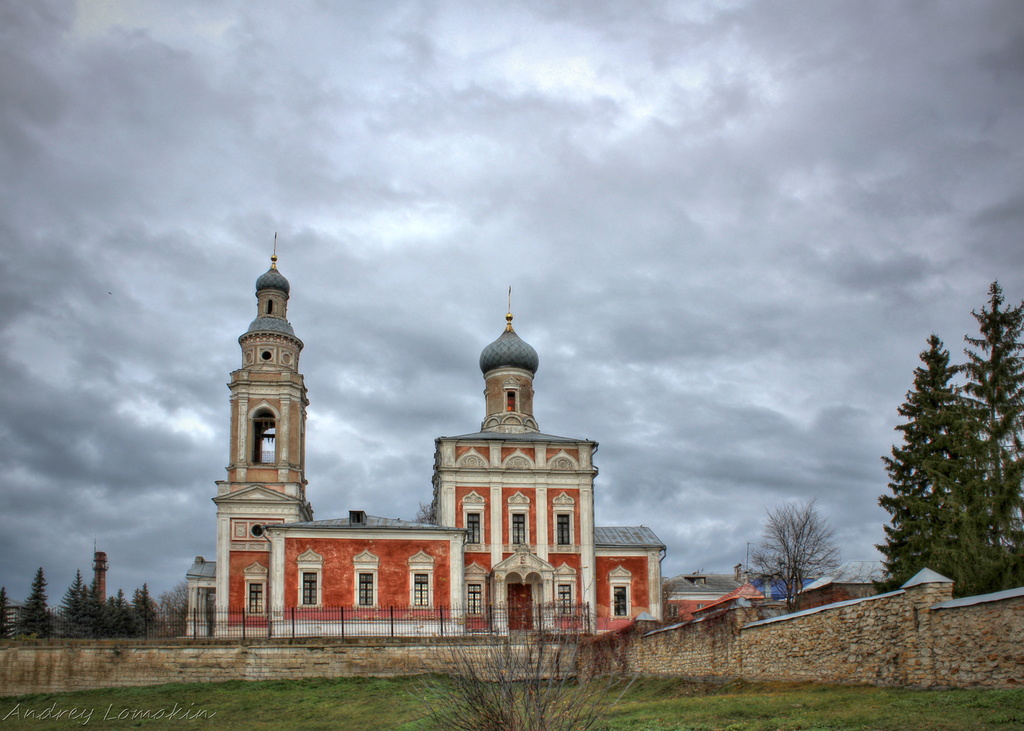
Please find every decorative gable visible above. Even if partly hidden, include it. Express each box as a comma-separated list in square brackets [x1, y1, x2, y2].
[353, 550, 379, 567]
[462, 490, 486, 505]
[504, 451, 533, 469]
[408, 550, 435, 568]
[507, 491, 531, 505]
[296, 549, 323, 566]
[243, 562, 268, 577]
[548, 450, 578, 470]
[457, 450, 488, 468]
[552, 491, 576, 506]
[609, 565, 632, 580]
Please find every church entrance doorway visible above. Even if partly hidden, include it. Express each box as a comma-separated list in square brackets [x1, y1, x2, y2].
[507, 582, 533, 630]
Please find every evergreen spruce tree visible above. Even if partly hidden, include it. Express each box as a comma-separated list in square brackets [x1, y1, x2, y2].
[16, 567, 52, 638]
[82, 580, 107, 638]
[105, 589, 136, 637]
[0, 586, 10, 639]
[132, 584, 157, 637]
[952, 281, 1024, 594]
[60, 570, 90, 638]
[878, 334, 962, 589]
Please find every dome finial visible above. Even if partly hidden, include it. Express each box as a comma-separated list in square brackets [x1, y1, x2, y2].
[506, 285, 514, 332]
[270, 232, 279, 270]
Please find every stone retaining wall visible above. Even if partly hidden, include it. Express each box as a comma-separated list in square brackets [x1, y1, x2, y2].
[4, 578, 1022, 695]
[583, 578, 1024, 688]
[0, 637, 502, 697]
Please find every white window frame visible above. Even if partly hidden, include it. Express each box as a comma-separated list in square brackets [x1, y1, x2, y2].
[408, 550, 435, 608]
[243, 561, 268, 615]
[507, 491, 531, 547]
[353, 550, 379, 608]
[296, 549, 324, 607]
[551, 492, 577, 550]
[462, 491, 486, 547]
[554, 512, 573, 546]
[609, 566, 632, 618]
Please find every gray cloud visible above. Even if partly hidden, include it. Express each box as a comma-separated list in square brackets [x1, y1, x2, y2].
[1, 0, 1022, 600]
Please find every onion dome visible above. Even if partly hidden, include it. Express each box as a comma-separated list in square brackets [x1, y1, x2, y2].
[255, 255, 290, 295]
[479, 313, 539, 375]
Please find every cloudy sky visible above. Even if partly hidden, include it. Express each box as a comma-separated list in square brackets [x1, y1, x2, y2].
[2, 0, 1022, 602]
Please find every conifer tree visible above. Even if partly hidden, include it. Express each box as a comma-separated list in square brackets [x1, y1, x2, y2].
[0, 586, 10, 639]
[132, 584, 157, 637]
[82, 579, 107, 638]
[878, 335, 962, 589]
[105, 589, 136, 637]
[951, 281, 1024, 594]
[17, 567, 52, 638]
[60, 570, 90, 638]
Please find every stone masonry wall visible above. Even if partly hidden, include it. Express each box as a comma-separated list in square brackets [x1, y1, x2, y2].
[928, 593, 1024, 687]
[596, 581, 1024, 689]
[4, 583, 1022, 695]
[0, 637, 518, 697]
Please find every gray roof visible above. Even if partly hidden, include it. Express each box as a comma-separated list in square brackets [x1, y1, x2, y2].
[186, 559, 217, 580]
[802, 560, 885, 592]
[244, 316, 295, 336]
[441, 430, 586, 443]
[255, 266, 290, 294]
[932, 585, 1024, 610]
[902, 567, 953, 588]
[594, 526, 665, 548]
[479, 327, 539, 375]
[665, 573, 742, 595]
[272, 514, 463, 532]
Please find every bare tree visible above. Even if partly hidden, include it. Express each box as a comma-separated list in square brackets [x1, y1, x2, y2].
[418, 633, 623, 731]
[751, 499, 840, 612]
[157, 580, 189, 636]
[415, 500, 437, 524]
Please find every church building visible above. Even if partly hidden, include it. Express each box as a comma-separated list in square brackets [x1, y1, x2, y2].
[187, 256, 665, 632]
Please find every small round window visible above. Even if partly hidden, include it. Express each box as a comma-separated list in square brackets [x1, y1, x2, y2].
[261, 350, 272, 361]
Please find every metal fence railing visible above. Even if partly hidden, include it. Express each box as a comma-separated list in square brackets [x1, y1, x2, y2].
[2, 603, 593, 641]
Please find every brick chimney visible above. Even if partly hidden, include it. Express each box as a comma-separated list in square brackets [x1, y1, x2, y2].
[93, 551, 108, 600]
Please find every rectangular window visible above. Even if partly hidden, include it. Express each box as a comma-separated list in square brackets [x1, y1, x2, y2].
[613, 586, 628, 617]
[511, 513, 526, 545]
[557, 583, 573, 613]
[467, 584, 482, 614]
[358, 573, 374, 607]
[248, 583, 264, 614]
[413, 573, 430, 607]
[467, 512, 481, 544]
[506, 391, 516, 411]
[556, 514, 571, 545]
[302, 572, 318, 606]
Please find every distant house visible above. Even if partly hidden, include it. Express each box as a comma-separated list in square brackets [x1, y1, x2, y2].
[663, 565, 746, 621]
[690, 582, 765, 619]
[798, 561, 885, 610]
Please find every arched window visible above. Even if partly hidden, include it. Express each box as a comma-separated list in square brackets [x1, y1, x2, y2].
[252, 411, 276, 464]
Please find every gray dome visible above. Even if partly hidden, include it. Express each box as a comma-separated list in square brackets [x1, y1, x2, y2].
[480, 327, 539, 375]
[245, 316, 295, 336]
[255, 266, 290, 295]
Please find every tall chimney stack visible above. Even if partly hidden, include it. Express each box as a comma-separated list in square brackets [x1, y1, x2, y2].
[93, 551, 108, 600]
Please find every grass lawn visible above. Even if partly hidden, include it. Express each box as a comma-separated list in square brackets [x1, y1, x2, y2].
[2, 676, 1023, 730]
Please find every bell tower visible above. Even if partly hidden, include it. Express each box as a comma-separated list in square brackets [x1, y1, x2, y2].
[212, 252, 313, 611]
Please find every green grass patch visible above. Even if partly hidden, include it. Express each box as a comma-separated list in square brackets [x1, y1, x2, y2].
[2, 676, 1023, 730]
